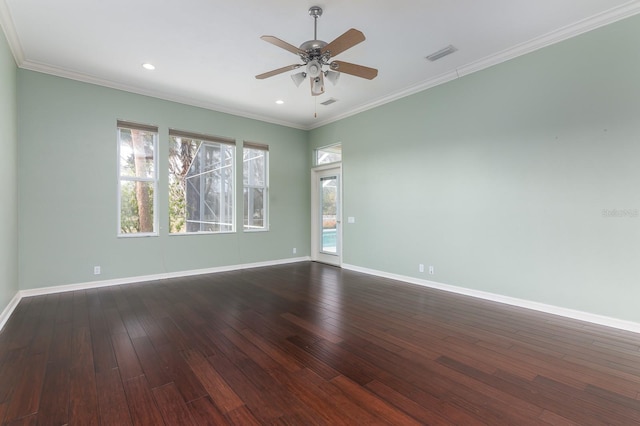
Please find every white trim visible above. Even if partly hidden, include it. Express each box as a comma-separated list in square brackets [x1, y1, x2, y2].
[0, 291, 21, 331]
[342, 263, 640, 335]
[0, 0, 23, 64]
[311, 165, 342, 267]
[4, 257, 640, 336]
[18, 60, 307, 131]
[456, 0, 640, 78]
[117, 126, 159, 237]
[0, 256, 308, 331]
[309, 70, 460, 130]
[2, 2, 639, 131]
[307, 1, 640, 130]
[18, 257, 310, 299]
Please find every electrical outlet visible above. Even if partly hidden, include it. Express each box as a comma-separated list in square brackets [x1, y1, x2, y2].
[94, 266, 101, 275]
[429, 265, 434, 275]
[293, 247, 297, 254]
[419, 264, 424, 273]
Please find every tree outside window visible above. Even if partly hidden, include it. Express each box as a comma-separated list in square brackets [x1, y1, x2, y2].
[169, 130, 235, 234]
[117, 122, 158, 236]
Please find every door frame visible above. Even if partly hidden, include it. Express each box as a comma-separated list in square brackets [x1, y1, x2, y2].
[311, 164, 342, 266]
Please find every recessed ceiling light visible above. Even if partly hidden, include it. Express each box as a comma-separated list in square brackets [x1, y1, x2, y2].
[275, 100, 284, 105]
[142, 63, 156, 70]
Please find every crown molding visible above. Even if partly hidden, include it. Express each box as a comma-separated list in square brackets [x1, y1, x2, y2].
[309, 70, 460, 129]
[3, 1, 640, 131]
[0, 0, 304, 129]
[457, 0, 640, 78]
[0, 0, 23, 64]
[18, 59, 307, 130]
[307, 0, 640, 130]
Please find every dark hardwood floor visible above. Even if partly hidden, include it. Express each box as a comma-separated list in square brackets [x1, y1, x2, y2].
[1, 262, 639, 425]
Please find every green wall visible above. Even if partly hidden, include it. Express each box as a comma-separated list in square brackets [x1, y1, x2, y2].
[17, 71, 310, 290]
[310, 15, 640, 322]
[10, 13, 640, 325]
[0, 29, 18, 313]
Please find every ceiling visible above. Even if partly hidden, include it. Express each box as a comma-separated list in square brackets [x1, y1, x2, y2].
[1, 1, 639, 130]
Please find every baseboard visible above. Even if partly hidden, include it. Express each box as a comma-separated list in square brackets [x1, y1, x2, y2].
[0, 291, 22, 332]
[10, 257, 637, 336]
[0, 256, 309, 332]
[342, 263, 640, 335]
[18, 256, 311, 298]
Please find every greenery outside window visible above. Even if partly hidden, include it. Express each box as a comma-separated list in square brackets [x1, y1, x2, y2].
[117, 121, 158, 236]
[243, 142, 269, 231]
[169, 129, 235, 233]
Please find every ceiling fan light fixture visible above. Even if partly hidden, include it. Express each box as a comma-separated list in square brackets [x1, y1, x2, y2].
[325, 70, 340, 85]
[306, 60, 322, 78]
[256, 5, 378, 98]
[291, 72, 307, 87]
[311, 75, 325, 96]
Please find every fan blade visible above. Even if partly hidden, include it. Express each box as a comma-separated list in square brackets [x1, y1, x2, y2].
[330, 61, 378, 80]
[321, 28, 365, 58]
[260, 35, 305, 56]
[255, 64, 301, 80]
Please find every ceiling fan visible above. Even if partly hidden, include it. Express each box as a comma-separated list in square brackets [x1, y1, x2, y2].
[255, 6, 378, 97]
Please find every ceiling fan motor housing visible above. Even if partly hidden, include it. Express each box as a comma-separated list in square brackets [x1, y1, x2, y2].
[300, 6, 327, 59]
[299, 39, 327, 55]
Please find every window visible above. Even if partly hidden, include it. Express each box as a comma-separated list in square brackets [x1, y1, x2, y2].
[169, 129, 235, 233]
[117, 121, 158, 236]
[243, 142, 269, 231]
[315, 143, 342, 165]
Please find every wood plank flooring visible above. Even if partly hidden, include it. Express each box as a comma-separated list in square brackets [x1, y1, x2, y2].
[1, 261, 640, 425]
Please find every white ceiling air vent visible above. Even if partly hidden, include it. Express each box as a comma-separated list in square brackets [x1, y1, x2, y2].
[426, 45, 457, 62]
[320, 98, 338, 106]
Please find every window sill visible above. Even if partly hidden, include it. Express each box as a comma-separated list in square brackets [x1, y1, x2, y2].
[168, 230, 236, 236]
[118, 233, 159, 238]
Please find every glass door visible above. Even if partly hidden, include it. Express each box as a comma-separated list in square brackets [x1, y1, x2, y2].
[311, 165, 341, 265]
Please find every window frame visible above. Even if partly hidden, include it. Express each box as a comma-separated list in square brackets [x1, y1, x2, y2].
[168, 129, 236, 235]
[117, 120, 159, 237]
[243, 142, 269, 232]
[314, 143, 342, 166]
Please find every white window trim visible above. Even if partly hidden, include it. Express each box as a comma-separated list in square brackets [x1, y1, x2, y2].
[314, 142, 342, 166]
[168, 132, 237, 235]
[117, 123, 159, 237]
[243, 143, 269, 232]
